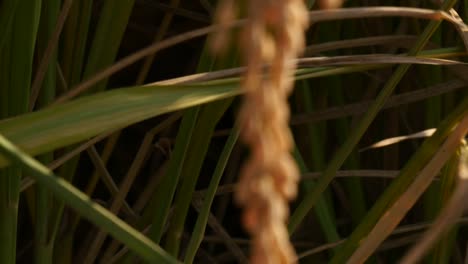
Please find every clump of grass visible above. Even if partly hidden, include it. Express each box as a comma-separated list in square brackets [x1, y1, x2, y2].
[0, 1, 467, 264]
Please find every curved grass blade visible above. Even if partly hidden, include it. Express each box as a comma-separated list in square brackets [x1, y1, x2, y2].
[0, 133, 179, 264]
[0, 45, 463, 169]
[400, 144, 466, 264]
[331, 96, 468, 263]
[0, 83, 240, 168]
[163, 99, 233, 256]
[288, 0, 458, 235]
[144, 109, 200, 245]
[347, 107, 468, 263]
[184, 127, 239, 263]
[54, 2, 136, 262]
[293, 147, 341, 253]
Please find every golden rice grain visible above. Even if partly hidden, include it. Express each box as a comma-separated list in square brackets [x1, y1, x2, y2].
[212, 0, 310, 263]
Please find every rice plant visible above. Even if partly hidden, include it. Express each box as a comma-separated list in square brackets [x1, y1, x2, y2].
[0, 0, 467, 263]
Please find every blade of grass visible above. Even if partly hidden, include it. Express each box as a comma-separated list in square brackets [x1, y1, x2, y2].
[164, 98, 232, 257]
[136, 0, 181, 84]
[60, 0, 92, 88]
[305, 35, 427, 55]
[160, 43, 239, 258]
[56, 132, 121, 263]
[149, 45, 466, 87]
[319, 15, 366, 232]
[420, 8, 460, 264]
[52, 0, 135, 220]
[0, 0, 18, 52]
[0, 58, 463, 175]
[81, 0, 135, 93]
[0, 1, 41, 263]
[93, 116, 180, 261]
[29, 0, 72, 110]
[34, 1, 60, 263]
[293, 7, 341, 253]
[330, 87, 367, 225]
[184, 127, 239, 263]
[288, 0, 457, 235]
[401, 142, 462, 263]
[0, 82, 240, 169]
[1, 45, 463, 171]
[82, 9, 184, 255]
[53, 20, 245, 104]
[52, 2, 93, 262]
[85, 146, 136, 218]
[328, 9, 371, 231]
[193, 43, 241, 257]
[84, 115, 179, 263]
[53, 6, 457, 103]
[139, 109, 200, 245]
[346, 109, 468, 263]
[330, 95, 468, 263]
[82, 140, 148, 262]
[101, 162, 169, 263]
[191, 198, 248, 263]
[293, 147, 341, 252]
[297, 216, 468, 260]
[291, 79, 466, 126]
[421, 10, 444, 226]
[0, 133, 179, 264]
[425, 144, 460, 263]
[0, 20, 12, 262]
[54, 0, 136, 191]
